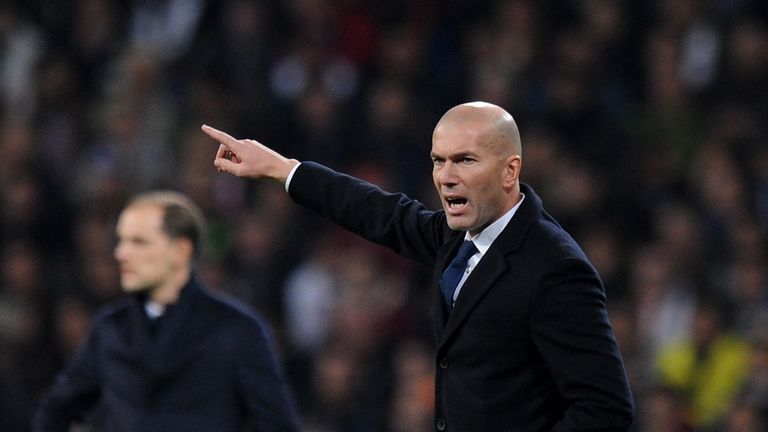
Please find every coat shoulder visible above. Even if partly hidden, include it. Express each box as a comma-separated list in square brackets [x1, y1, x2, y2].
[91, 297, 135, 325]
[198, 288, 272, 337]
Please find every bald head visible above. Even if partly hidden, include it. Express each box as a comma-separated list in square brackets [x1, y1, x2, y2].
[435, 102, 521, 158]
[431, 102, 523, 235]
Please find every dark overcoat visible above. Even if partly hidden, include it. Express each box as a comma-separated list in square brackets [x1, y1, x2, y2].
[34, 276, 299, 432]
[289, 162, 634, 432]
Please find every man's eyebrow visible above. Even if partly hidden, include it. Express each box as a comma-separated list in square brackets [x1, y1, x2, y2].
[451, 151, 475, 159]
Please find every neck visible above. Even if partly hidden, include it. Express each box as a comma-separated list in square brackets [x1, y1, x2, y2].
[149, 268, 191, 305]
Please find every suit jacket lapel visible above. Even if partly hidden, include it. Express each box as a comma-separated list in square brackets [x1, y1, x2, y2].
[439, 247, 508, 347]
[435, 183, 542, 347]
[114, 295, 154, 359]
[150, 277, 213, 373]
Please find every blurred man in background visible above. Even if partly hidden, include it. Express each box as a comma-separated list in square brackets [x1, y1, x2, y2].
[33, 191, 299, 431]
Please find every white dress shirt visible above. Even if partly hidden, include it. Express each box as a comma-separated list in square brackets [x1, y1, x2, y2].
[451, 194, 525, 303]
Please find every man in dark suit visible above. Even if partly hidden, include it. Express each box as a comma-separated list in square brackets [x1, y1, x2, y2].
[202, 101, 634, 431]
[34, 192, 300, 431]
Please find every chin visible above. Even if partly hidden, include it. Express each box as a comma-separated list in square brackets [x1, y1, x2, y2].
[446, 218, 471, 232]
[120, 282, 145, 294]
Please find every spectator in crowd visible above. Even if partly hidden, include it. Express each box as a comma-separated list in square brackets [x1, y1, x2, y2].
[655, 300, 752, 429]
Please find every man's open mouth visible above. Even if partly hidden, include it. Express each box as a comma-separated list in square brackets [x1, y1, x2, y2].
[446, 197, 468, 209]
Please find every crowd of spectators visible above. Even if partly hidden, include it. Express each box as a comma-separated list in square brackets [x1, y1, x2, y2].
[0, 0, 766, 430]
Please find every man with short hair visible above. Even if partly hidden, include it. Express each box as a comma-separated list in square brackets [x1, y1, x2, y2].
[34, 191, 300, 431]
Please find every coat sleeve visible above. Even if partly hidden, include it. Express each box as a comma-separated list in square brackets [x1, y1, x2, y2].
[530, 257, 635, 431]
[32, 324, 102, 431]
[235, 322, 301, 432]
[288, 161, 446, 267]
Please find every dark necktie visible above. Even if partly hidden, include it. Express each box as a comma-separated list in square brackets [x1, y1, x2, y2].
[440, 240, 477, 306]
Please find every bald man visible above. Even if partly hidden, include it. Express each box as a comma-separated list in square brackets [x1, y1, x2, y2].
[202, 102, 634, 431]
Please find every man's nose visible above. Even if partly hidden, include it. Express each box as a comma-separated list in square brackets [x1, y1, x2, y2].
[438, 162, 458, 185]
[114, 242, 125, 261]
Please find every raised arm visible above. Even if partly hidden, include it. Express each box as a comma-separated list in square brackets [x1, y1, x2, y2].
[201, 125, 299, 183]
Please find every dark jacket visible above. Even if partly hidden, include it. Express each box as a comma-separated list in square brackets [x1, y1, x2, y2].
[33, 276, 299, 432]
[289, 162, 634, 431]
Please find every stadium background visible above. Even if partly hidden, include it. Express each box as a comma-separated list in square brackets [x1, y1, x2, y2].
[0, 1, 767, 430]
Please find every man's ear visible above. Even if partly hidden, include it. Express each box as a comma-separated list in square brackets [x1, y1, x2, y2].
[173, 238, 195, 264]
[503, 155, 522, 188]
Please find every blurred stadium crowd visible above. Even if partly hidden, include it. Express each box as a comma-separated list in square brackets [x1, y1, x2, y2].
[0, 0, 767, 431]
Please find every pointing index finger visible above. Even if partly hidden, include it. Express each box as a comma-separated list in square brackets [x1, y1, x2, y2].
[201, 124, 244, 151]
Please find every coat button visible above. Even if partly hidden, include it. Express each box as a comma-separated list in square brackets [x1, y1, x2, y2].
[436, 417, 446, 430]
[439, 357, 448, 368]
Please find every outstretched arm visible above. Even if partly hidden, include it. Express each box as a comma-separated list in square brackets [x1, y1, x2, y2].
[201, 125, 299, 183]
[202, 125, 447, 267]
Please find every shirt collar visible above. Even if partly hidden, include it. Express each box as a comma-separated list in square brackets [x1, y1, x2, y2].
[144, 299, 166, 319]
[466, 193, 525, 255]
